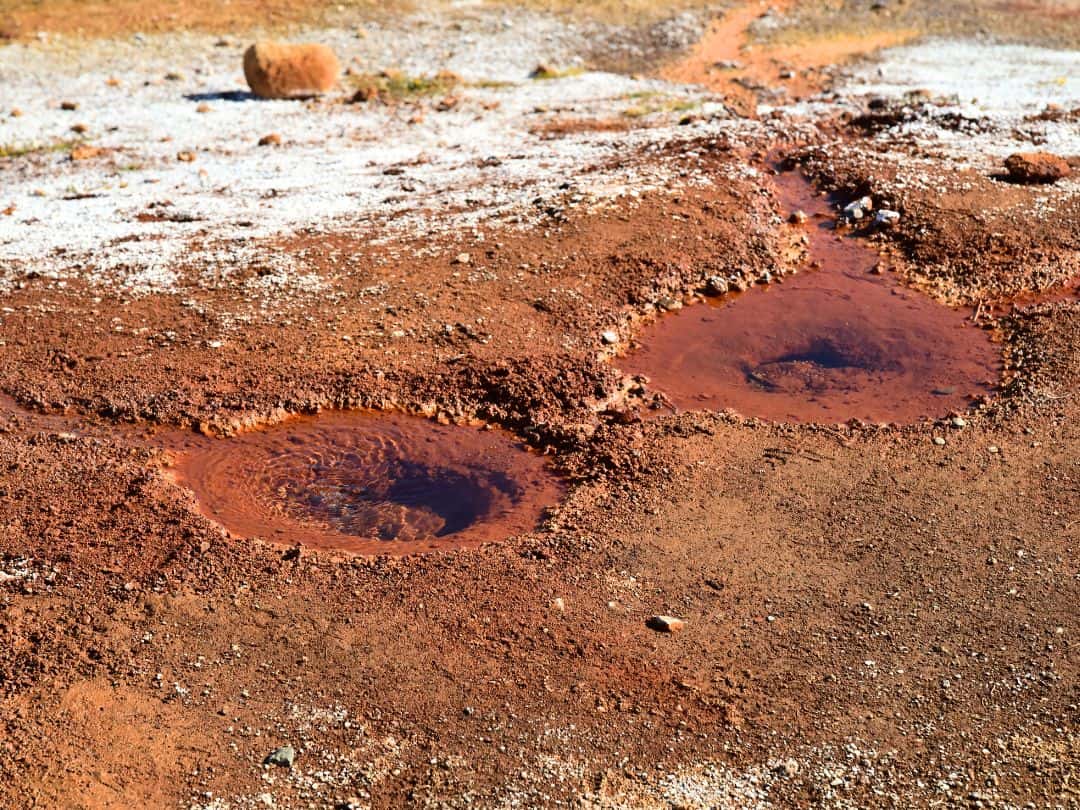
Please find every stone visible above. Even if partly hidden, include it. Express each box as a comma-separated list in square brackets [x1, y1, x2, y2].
[705, 276, 729, 295]
[60, 100, 78, 111]
[258, 133, 282, 146]
[657, 297, 682, 311]
[263, 745, 295, 768]
[196, 103, 212, 113]
[601, 330, 619, 345]
[176, 150, 196, 162]
[243, 41, 340, 100]
[951, 416, 966, 428]
[933, 436, 946, 446]
[453, 252, 471, 265]
[551, 597, 565, 612]
[646, 615, 685, 633]
[1004, 152, 1070, 185]
[874, 209, 900, 227]
[70, 145, 106, 161]
[789, 210, 807, 224]
[842, 196, 873, 221]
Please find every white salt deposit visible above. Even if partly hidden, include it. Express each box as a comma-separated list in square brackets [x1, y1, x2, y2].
[0, 11, 738, 299]
[846, 40, 1079, 118]
[834, 39, 1080, 165]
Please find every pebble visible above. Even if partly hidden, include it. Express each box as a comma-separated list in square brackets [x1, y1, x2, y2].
[874, 209, 900, 227]
[453, 252, 471, 265]
[705, 276, 729, 295]
[551, 597, 565, 612]
[70, 145, 105, 161]
[196, 103, 212, 113]
[243, 41, 341, 99]
[258, 133, 282, 146]
[933, 436, 946, 446]
[788, 210, 807, 224]
[601, 330, 619, 345]
[646, 615, 685, 633]
[1004, 152, 1071, 185]
[263, 745, 295, 768]
[657, 297, 682, 311]
[988, 445, 999, 454]
[951, 416, 966, 428]
[60, 100, 78, 111]
[177, 150, 197, 162]
[842, 196, 873, 221]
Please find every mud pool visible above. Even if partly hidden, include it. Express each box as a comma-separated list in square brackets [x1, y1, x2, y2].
[163, 411, 564, 554]
[621, 170, 1002, 423]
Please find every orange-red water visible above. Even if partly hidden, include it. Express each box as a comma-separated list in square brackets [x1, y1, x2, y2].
[621, 171, 1001, 424]
[163, 411, 564, 555]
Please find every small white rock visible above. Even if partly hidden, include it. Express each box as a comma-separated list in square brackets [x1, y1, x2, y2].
[843, 196, 874, 221]
[601, 330, 619, 345]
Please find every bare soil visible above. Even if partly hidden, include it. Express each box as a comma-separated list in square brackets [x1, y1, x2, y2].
[0, 2, 1078, 809]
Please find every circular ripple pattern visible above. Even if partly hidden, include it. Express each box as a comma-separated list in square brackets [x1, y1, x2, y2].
[165, 411, 564, 555]
[621, 171, 1001, 424]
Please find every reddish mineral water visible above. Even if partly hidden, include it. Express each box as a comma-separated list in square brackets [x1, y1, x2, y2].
[163, 411, 563, 555]
[621, 171, 1001, 424]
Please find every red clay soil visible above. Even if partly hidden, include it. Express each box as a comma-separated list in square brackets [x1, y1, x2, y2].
[1, 8, 1079, 810]
[0, 130, 1078, 808]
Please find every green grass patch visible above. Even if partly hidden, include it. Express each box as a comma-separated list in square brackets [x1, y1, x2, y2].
[468, 78, 515, 89]
[622, 96, 700, 119]
[347, 69, 461, 102]
[530, 64, 586, 80]
[0, 139, 78, 159]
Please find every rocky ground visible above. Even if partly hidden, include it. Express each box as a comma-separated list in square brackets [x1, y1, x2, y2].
[0, 1, 1078, 808]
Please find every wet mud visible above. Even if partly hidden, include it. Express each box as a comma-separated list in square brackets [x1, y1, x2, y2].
[161, 411, 564, 555]
[621, 170, 1002, 423]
